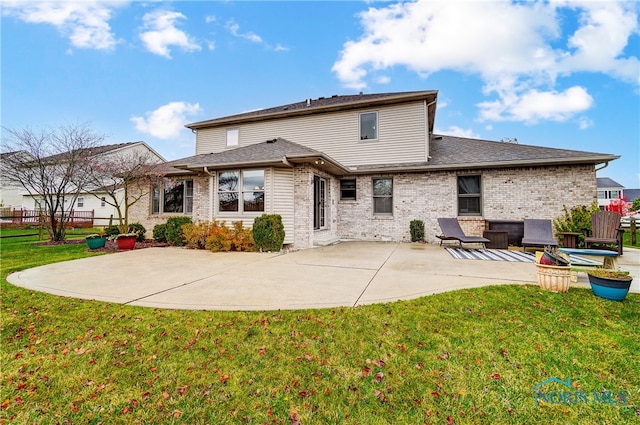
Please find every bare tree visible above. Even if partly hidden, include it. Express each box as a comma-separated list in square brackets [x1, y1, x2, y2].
[1, 123, 104, 241]
[86, 146, 164, 234]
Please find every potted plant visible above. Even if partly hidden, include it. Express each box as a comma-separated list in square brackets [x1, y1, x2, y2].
[114, 232, 138, 250]
[85, 231, 106, 249]
[586, 269, 633, 301]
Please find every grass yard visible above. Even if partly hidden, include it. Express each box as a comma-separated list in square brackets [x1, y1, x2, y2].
[1, 232, 638, 424]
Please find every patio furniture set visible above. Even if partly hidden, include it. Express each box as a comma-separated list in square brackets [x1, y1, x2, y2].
[436, 211, 625, 268]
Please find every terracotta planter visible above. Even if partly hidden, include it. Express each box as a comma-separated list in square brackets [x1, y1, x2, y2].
[86, 237, 107, 250]
[116, 235, 137, 250]
[587, 273, 633, 301]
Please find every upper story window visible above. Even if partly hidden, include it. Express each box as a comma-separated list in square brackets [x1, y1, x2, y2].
[152, 179, 193, 215]
[360, 112, 378, 140]
[77, 197, 84, 208]
[218, 170, 265, 213]
[226, 128, 239, 147]
[101, 197, 106, 207]
[340, 179, 356, 200]
[373, 178, 393, 215]
[458, 175, 482, 216]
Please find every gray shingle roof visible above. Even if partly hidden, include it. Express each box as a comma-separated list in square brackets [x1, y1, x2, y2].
[597, 177, 624, 188]
[624, 189, 640, 202]
[169, 138, 325, 169]
[186, 91, 438, 132]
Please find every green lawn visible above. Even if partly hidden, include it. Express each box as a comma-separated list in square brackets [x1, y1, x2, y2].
[1, 231, 638, 424]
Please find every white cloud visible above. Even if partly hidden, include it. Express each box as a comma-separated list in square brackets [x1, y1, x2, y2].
[332, 0, 639, 124]
[2, 0, 125, 50]
[139, 10, 201, 58]
[477, 86, 594, 123]
[226, 20, 262, 43]
[131, 102, 202, 139]
[436, 126, 480, 139]
[205, 15, 216, 24]
[225, 20, 288, 51]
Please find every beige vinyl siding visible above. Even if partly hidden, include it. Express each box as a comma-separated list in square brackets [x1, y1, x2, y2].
[271, 168, 295, 244]
[196, 102, 427, 167]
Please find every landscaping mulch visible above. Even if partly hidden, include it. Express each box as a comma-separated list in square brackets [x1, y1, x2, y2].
[33, 239, 169, 252]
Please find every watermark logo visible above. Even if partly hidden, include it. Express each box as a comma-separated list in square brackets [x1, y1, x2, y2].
[533, 377, 628, 405]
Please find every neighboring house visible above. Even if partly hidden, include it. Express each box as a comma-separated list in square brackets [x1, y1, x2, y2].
[0, 151, 33, 209]
[624, 189, 640, 205]
[130, 90, 618, 249]
[596, 177, 626, 208]
[21, 142, 165, 226]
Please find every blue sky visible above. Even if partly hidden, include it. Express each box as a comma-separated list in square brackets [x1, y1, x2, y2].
[2, 0, 639, 189]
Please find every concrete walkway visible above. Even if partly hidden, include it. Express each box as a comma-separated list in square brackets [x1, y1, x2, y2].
[7, 242, 639, 311]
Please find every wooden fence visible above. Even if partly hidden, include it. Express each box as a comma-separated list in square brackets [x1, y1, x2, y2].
[0, 208, 95, 228]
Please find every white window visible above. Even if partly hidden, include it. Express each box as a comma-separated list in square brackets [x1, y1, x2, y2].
[218, 170, 265, 213]
[360, 112, 378, 140]
[101, 197, 106, 207]
[226, 129, 239, 147]
[77, 197, 84, 208]
[152, 179, 194, 214]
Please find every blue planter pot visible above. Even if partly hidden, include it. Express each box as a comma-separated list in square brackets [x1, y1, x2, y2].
[86, 237, 107, 250]
[587, 273, 633, 301]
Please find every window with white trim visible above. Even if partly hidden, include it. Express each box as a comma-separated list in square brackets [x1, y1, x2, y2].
[226, 128, 239, 147]
[152, 179, 193, 214]
[218, 170, 264, 213]
[101, 197, 106, 207]
[360, 112, 378, 140]
[77, 197, 84, 208]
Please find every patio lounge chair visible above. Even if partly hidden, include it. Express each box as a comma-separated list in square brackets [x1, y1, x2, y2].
[584, 211, 624, 255]
[436, 218, 490, 248]
[521, 219, 558, 251]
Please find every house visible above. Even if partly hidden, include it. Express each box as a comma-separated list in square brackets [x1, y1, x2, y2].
[131, 90, 618, 249]
[0, 151, 33, 209]
[596, 177, 626, 209]
[20, 142, 165, 226]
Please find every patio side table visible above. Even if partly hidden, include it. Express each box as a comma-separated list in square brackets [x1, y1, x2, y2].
[558, 232, 581, 248]
[483, 230, 509, 250]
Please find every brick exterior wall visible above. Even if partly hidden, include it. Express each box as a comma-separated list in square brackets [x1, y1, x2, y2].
[128, 175, 210, 238]
[337, 164, 596, 245]
[293, 165, 339, 249]
[129, 164, 596, 248]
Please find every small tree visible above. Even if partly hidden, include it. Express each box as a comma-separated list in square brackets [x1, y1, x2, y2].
[631, 197, 640, 213]
[0, 123, 104, 241]
[86, 145, 163, 233]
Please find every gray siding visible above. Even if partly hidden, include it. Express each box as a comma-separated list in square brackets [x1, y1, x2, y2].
[196, 101, 428, 166]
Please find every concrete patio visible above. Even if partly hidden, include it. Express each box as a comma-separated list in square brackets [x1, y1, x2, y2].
[7, 242, 639, 311]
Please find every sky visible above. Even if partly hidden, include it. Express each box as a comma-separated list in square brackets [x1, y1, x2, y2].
[2, 0, 639, 190]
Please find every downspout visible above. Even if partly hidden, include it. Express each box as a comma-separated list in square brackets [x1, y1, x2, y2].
[595, 161, 610, 172]
[425, 100, 437, 162]
[204, 166, 215, 221]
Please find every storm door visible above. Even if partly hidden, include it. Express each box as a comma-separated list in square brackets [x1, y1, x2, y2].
[313, 176, 326, 230]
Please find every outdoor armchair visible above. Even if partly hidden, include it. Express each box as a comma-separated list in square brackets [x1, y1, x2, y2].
[584, 211, 624, 255]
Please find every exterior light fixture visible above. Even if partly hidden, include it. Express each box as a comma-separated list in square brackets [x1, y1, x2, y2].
[314, 158, 325, 165]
